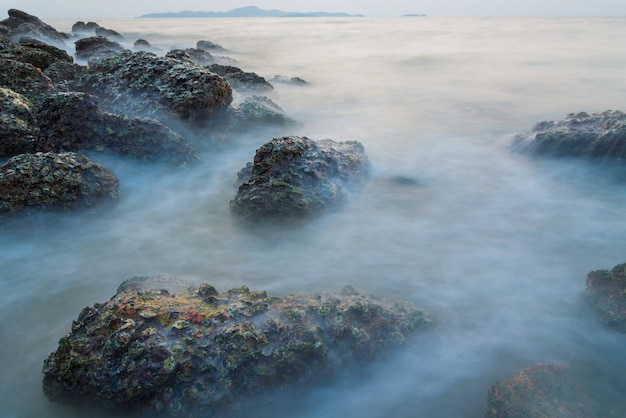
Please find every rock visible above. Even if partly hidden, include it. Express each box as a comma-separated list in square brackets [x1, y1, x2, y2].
[0, 9, 69, 47]
[229, 95, 291, 129]
[37, 92, 201, 166]
[513, 110, 626, 159]
[168, 48, 215, 66]
[42, 60, 84, 91]
[196, 39, 228, 52]
[584, 263, 626, 332]
[42, 276, 431, 416]
[207, 64, 273, 91]
[94, 26, 123, 40]
[71, 21, 100, 36]
[133, 38, 161, 53]
[0, 152, 118, 214]
[74, 36, 129, 64]
[0, 87, 38, 157]
[0, 58, 57, 107]
[0, 37, 74, 71]
[230, 136, 369, 220]
[75, 51, 233, 125]
[270, 75, 308, 85]
[485, 364, 596, 418]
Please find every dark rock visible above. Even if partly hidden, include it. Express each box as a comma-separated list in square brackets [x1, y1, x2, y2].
[71, 21, 100, 35]
[37, 92, 201, 166]
[513, 110, 626, 159]
[0, 58, 57, 107]
[0, 152, 118, 214]
[74, 36, 129, 64]
[75, 51, 233, 125]
[584, 262, 626, 332]
[180, 48, 214, 66]
[43, 61, 84, 91]
[95, 26, 123, 40]
[0, 9, 69, 47]
[0, 87, 38, 157]
[486, 364, 596, 418]
[133, 38, 161, 53]
[270, 75, 308, 85]
[230, 136, 369, 220]
[207, 64, 273, 91]
[42, 276, 431, 416]
[196, 39, 228, 52]
[229, 95, 291, 128]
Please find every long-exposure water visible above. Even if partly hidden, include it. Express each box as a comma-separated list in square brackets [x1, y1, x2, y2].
[2, 16, 626, 417]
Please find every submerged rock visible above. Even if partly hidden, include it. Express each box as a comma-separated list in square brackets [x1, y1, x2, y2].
[229, 95, 291, 128]
[74, 51, 233, 125]
[0, 87, 38, 157]
[207, 64, 273, 91]
[42, 276, 431, 417]
[513, 110, 626, 159]
[485, 364, 596, 418]
[37, 92, 201, 166]
[270, 75, 308, 85]
[584, 262, 626, 332]
[0, 37, 73, 71]
[0, 152, 118, 214]
[196, 39, 228, 52]
[231, 136, 369, 220]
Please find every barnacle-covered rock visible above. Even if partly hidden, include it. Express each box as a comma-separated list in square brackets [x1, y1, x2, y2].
[231, 136, 369, 220]
[0, 58, 56, 107]
[37, 92, 200, 166]
[0, 87, 38, 157]
[74, 51, 233, 125]
[0, 37, 73, 71]
[42, 276, 431, 416]
[584, 262, 626, 332]
[485, 364, 596, 418]
[207, 63, 273, 91]
[512, 110, 626, 159]
[0, 152, 118, 214]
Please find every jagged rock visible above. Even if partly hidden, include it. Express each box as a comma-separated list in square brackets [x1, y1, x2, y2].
[513, 110, 626, 159]
[197, 39, 228, 52]
[74, 51, 232, 125]
[229, 95, 291, 128]
[231, 136, 369, 220]
[207, 64, 273, 91]
[37, 92, 201, 166]
[74, 36, 129, 64]
[0, 152, 118, 214]
[270, 75, 308, 85]
[71, 21, 100, 35]
[0, 58, 56, 107]
[0, 9, 69, 47]
[584, 262, 626, 332]
[42, 276, 431, 417]
[486, 364, 596, 418]
[0, 37, 73, 71]
[0, 87, 38, 157]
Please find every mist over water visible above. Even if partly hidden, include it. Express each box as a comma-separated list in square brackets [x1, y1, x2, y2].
[3, 16, 626, 417]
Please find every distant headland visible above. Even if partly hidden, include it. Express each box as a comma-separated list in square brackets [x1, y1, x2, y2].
[139, 6, 363, 18]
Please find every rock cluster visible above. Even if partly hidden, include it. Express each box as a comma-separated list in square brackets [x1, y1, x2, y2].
[231, 136, 369, 220]
[43, 276, 432, 417]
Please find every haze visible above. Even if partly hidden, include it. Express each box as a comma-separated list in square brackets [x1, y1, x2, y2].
[6, 0, 626, 18]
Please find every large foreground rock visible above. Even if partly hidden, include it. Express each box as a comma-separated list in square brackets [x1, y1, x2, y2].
[0, 87, 38, 156]
[486, 364, 596, 418]
[231, 136, 369, 220]
[584, 262, 626, 332]
[0, 152, 118, 214]
[513, 110, 626, 159]
[74, 51, 233, 124]
[42, 276, 431, 417]
[0, 58, 57, 107]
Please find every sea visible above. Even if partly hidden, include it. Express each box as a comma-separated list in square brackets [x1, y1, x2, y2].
[2, 16, 626, 417]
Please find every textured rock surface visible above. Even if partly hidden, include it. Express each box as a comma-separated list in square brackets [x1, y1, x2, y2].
[229, 95, 291, 128]
[75, 51, 233, 124]
[74, 36, 129, 64]
[231, 136, 369, 220]
[0, 58, 56, 107]
[513, 110, 626, 159]
[0, 37, 73, 71]
[0, 152, 118, 214]
[37, 92, 201, 166]
[42, 276, 431, 417]
[486, 364, 595, 418]
[584, 262, 626, 332]
[207, 64, 273, 91]
[0, 87, 38, 156]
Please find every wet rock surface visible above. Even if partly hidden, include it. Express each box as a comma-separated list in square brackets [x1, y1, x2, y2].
[0, 152, 118, 214]
[74, 36, 130, 63]
[231, 136, 369, 220]
[0, 58, 57, 107]
[485, 364, 596, 418]
[0, 87, 38, 156]
[207, 64, 273, 91]
[42, 276, 431, 417]
[37, 92, 201, 166]
[584, 262, 626, 332]
[513, 110, 626, 159]
[229, 95, 291, 128]
[0, 37, 73, 71]
[75, 51, 233, 125]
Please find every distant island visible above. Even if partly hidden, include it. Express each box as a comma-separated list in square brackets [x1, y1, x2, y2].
[139, 6, 363, 18]
[402, 14, 427, 17]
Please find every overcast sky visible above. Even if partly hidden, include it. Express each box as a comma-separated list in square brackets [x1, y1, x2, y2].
[5, 0, 626, 19]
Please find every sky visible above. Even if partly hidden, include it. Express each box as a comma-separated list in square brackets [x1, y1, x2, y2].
[2, 0, 626, 19]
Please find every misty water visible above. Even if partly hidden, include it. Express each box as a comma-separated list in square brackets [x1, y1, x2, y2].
[3, 16, 626, 417]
